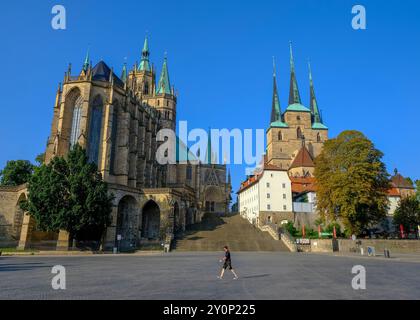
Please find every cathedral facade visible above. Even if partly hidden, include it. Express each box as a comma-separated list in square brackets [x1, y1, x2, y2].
[0, 38, 231, 251]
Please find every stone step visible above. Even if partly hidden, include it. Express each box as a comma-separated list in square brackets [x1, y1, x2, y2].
[173, 213, 289, 252]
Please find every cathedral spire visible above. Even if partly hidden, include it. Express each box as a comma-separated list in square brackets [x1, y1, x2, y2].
[288, 42, 302, 105]
[121, 61, 127, 83]
[138, 36, 151, 71]
[205, 128, 217, 165]
[308, 61, 322, 124]
[270, 57, 282, 123]
[157, 54, 171, 95]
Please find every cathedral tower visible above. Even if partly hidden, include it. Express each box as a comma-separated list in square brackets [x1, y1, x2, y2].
[266, 43, 328, 174]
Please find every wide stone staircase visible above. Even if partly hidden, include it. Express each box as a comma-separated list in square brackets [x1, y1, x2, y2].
[173, 213, 290, 252]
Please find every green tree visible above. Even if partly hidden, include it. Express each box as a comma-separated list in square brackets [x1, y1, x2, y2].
[0, 160, 34, 186]
[35, 153, 45, 165]
[415, 180, 420, 201]
[393, 196, 420, 235]
[21, 144, 113, 244]
[314, 130, 390, 235]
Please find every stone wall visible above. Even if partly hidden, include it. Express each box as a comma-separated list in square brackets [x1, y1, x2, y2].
[338, 239, 420, 254]
[0, 185, 27, 243]
[310, 238, 420, 254]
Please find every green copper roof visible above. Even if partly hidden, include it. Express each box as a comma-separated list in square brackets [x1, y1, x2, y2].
[82, 48, 90, 73]
[286, 103, 311, 112]
[121, 62, 127, 83]
[157, 57, 171, 95]
[312, 122, 328, 130]
[288, 42, 302, 105]
[176, 136, 198, 163]
[270, 121, 289, 128]
[308, 62, 322, 123]
[270, 57, 282, 124]
[138, 37, 151, 72]
[205, 128, 218, 164]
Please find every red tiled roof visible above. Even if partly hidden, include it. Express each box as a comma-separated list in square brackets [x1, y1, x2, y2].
[391, 173, 414, 189]
[290, 177, 317, 193]
[387, 187, 401, 197]
[289, 146, 315, 169]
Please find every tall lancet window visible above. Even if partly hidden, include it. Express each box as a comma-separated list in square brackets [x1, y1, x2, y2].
[297, 127, 303, 139]
[109, 103, 119, 174]
[88, 96, 103, 164]
[70, 95, 84, 148]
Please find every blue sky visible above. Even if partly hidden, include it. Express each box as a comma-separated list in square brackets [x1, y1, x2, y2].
[1, 0, 419, 199]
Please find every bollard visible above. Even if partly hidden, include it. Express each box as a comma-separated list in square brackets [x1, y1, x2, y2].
[360, 247, 364, 256]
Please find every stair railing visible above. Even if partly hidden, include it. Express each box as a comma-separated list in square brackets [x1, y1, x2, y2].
[278, 226, 298, 252]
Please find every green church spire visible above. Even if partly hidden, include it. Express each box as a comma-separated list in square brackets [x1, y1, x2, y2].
[308, 61, 328, 130]
[157, 55, 171, 95]
[205, 128, 218, 164]
[288, 42, 302, 105]
[308, 61, 321, 123]
[121, 62, 127, 83]
[138, 36, 151, 71]
[82, 47, 90, 73]
[271, 57, 281, 123]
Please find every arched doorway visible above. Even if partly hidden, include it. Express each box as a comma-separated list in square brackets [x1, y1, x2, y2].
[141, 200, 160, 240]
[14, 193, 26, 240]
[204, 186, 223, 214]
[115, 196, 138, 250]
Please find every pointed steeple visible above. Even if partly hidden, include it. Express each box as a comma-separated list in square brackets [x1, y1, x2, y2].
[138, 36, 151, 71]
[121, 62, 127, 83]
[288, 42, 302, 105]
[157, 55, 171, 95]
[206, 128, 212, 165]
[82, 48, 90, 73]
[205, 128, 218, 165]
[308, 61, 321, 123]
[270, 58, 288, 128]
[308, 61, 328, 130]
[270, 57, 281, 123]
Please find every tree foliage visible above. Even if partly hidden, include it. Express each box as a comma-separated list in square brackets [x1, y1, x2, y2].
[415, 180, 420, 201]
[21, 144, 113, 240]
[0, 160, 34, 186]
[314, 130, 390, 235]
[393, 196, 420, 233]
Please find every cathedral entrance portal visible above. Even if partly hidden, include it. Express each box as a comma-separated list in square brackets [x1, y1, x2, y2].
[116, 196, 138, 250]
[141, 200, 161, 240]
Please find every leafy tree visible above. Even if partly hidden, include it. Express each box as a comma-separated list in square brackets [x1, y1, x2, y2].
[0, 160, 34, 186]
[314, 130, 390, 235]
[415, 180, 420, 201]
[393, 196, 420, 235]
[35, 153, 45, 165]
[21, 144, 113, 244]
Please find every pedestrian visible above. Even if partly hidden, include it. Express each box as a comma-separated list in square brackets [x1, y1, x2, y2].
[217, 245, 239, 280]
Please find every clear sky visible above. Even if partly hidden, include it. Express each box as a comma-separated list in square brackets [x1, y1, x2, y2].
[1, 0, 419, 201]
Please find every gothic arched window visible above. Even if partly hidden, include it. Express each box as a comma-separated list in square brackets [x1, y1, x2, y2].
[144, 82, 149, 95]
[70, 95, 84, 148]
[109, 104, 119, 174]
[297, 127, 303, 139]
[317, 132, 321, 142]
[88, 96, 103, 164]
[278, 131, 283, 141]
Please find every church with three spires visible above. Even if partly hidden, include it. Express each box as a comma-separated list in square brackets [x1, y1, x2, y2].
[265, 43, 328, 176]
